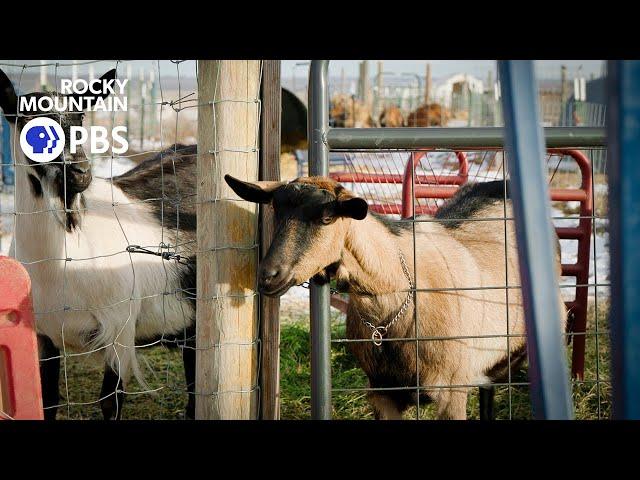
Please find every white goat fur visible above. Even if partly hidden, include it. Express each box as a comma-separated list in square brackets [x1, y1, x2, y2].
[9, 140, 194, 388]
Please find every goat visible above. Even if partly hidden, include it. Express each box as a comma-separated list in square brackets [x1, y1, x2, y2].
[281, 88, 308, 153]
[329, 94, 375, 128]
[406, 102, 451, 127]
[224, 175, 566, 420]
[0, 68, 197, 420]
[379, 104, 405, 127]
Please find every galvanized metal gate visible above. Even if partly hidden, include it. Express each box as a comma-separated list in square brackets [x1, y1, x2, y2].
[306, 60, 608, 420]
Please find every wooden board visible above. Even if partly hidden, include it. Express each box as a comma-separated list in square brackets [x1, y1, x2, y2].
[195, 61, 262, 419]
[259, 60, 282, 420]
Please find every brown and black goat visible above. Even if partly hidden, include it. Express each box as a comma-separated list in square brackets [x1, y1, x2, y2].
[379, 104, 405, 127]
[225, 175, 566, 420]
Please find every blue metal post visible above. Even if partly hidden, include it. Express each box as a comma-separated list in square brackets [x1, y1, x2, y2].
[308, 60, 332, 419]
[498, 60, 574, 419]
[1, 116, 14, 187]
[607, 60, 640, 419]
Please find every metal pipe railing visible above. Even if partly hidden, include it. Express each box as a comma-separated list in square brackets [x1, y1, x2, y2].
[498, 60, 574, 419]
[308, 60, 332, 420]
[607, 60, 640, 420]
[326, 126, 606, 150]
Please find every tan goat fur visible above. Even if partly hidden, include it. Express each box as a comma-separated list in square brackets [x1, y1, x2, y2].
[225, 175, 566, 420]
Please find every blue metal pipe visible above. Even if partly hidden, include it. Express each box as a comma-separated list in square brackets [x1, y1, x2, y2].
[498, 60, 574, 419]
[1, 116, 14, 187]
[607, 60, 640, 419]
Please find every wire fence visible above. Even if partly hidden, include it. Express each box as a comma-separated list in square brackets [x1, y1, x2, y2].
[0, 59, 610, 420]
[313, 146, 609, 419]
[0, 60, 261, 419]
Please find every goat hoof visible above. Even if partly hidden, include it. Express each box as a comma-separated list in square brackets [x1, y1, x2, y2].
[100, 399, 120, 420]
[44, 408, 58, 421]
[185, 402, 195, 420]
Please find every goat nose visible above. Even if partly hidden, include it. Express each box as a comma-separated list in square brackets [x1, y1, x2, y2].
[261, 267, 280, 283]
[69, 162, 90, 174]
[67, 165, 92, 193]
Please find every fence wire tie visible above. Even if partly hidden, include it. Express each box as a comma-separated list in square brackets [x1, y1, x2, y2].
[298, 281, 340, 295]
[161, 92, 196, 112]
[126, 244, 191, 266]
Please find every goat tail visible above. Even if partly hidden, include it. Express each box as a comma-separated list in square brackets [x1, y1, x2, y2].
[101, 341, 152, 394]
[129, 351, 152, 393]
[90, 310, 153, 393]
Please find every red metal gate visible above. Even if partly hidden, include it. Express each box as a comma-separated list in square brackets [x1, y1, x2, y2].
[329, 149, 593, 379]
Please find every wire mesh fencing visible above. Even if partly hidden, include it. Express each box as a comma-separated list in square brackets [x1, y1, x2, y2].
[0, 59, 251, 419]
[304, 146, 610, 419]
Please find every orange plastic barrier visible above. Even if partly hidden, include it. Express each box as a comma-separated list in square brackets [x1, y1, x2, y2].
[0, 256, 44, 420]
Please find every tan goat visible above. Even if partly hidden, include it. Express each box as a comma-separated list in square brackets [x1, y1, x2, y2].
[330, 94, 376, 128]
[379, 104, 405, 127]
[225, 175, 566, 420]
[407, 102, 451, 127]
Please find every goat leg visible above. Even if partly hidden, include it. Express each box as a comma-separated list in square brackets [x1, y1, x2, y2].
[182, 326, 197, 420]
[100, 365, 124, 420]
[368, 392, 403, 420]
[479, 385, 495, 421]
[38, 335, 61, 421]
[435, 387, 469, 420]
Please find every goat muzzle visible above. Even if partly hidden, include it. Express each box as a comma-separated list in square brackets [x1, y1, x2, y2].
[67, 165, 92, 194]
[258, 264, 294, 297]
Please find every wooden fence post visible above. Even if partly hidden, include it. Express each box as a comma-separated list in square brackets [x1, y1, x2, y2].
[259, 60, 282, 419]
[196, 60, 262, 419]
[425, 62, 432, 104]
[139, 69, 146, 151]
[125, 64, 131, 143]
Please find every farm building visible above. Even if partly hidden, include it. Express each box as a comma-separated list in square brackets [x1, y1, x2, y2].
[433, 73, 484, 109]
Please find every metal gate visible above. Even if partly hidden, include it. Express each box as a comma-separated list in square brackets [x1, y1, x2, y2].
[306, 60, 607, 420]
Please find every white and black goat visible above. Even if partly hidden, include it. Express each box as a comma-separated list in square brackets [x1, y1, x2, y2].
[225, 175, 567, 420]
[0, 68, 197, 419]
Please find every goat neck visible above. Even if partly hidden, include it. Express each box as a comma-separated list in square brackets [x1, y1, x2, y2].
[337, 214, 413, 307]
[12, 160, 66, 263]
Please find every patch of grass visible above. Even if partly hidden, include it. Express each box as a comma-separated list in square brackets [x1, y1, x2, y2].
[56, 345, 188, 420]
[279, 299, 611, 420]
[52, 300, 610, 420]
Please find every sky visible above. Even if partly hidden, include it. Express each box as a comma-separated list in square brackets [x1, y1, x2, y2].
[282, 60, 606, 81]
[0, 60, 605, 81]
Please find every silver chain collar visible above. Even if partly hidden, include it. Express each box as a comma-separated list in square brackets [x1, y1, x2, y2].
[353, 250, 414, 346]
[298, 250, 414, 347]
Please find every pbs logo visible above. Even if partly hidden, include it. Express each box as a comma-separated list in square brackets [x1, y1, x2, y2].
[19, 117, 66, 163]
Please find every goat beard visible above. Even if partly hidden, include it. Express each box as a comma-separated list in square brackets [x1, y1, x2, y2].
[42, 178, 84, 232]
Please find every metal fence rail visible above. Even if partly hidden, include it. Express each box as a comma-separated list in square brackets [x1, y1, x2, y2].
[498, 60, 572, 419]
[326, 126, 605, 150]
[607, 60, 640, 419]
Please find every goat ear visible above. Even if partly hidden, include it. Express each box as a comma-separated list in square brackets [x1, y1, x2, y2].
[0, 68, 18, 122]
[224, 174, 284, 204]
[99, 68, 117, 84]
[337, 197, 368, 220]
[70, 68, 117, 110]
